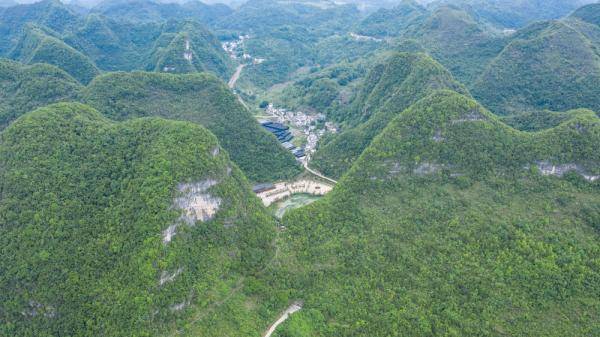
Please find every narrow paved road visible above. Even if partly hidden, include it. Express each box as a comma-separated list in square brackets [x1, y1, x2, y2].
[228, 64, 245, 88]
[304, 160, 337, 185]
[263, 302, 303, 337]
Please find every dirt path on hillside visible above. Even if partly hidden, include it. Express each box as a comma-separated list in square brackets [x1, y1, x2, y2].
[304, 160, 338, 184]
[228, 64, 245, 88]
[263, 302, 303, 337]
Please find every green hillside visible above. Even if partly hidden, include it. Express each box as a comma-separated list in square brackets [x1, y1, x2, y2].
[472, 17, 600, 116]
[151, 21, 233, 78]
[0, 102, 277, 336]
[92, 0, 233, 25]
[572, 3, 600, 26]
[0, 58, 82, 129]
[401, 5, 506, 83]
[312, 52, 468, 178]
[215, 0, 362, 88]
[84, 71, 300, 181]
[0, 0, 81, 55]
[429, 0, 598, 29]
[276, 90, 600, 336]
[503, 108, 598, 132]
[356, 0, 428, 37]
[264, 55, 382, 119]
[63, 14, 163, 71]
[9, 25, 100, 84]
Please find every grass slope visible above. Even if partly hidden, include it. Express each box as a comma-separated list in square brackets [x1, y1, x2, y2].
[0, 102, 276, 336]
[84, 71, 300, 182]
[276, 90, 600, 336]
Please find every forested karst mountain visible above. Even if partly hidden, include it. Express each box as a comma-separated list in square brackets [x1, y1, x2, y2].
[0, 0, 234, 78]
[0, 0, 81, 54]
[572, 2, 600, 26]
[150, 20, 233, 77]
[398, 5, 505, 83]
[212, 0, 364, 88]
[0, 61, 297, 181]
[84, 72, 300, 181]
[312, 52, 468, 178]
[472, 7, 600, 116]
[0, 102, 277, 336]
[1, 0, 599, 336]
[61, 13, 164, 71]
[91, 0, 232, 24]
[0, 58, 82, 128]
[423, 0, 599, 29]
[9, 24, 100, 83]
[356, 0, 428, 37]
[278, 90, 600, 336]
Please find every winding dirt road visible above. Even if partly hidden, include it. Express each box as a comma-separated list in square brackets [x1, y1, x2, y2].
[263, 302, 303, 337]
[228, 64, 245, 88]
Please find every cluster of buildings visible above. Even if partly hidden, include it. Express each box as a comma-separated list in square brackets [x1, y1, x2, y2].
[263, 104, 337, 162]
[252, 180, 334, 206]
[221, 35, 265, 65]
[260, 121, 305, 158]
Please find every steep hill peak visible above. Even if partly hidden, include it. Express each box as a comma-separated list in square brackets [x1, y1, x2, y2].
[350, 90, 600, 184]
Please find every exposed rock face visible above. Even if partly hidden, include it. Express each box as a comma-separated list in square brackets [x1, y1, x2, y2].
[535, 161, 599, 182]
[183, 39, 193, 61]
[21, 300, 55, 318]
[162, 224, 178, 244]
[170, 301, 187, 312]
[162, 179, 222, 244]
[413, 162, 443, 176]
[159, 267, 184, 286]
[452, 109, 486, 124]
[174, 180, 221, 224]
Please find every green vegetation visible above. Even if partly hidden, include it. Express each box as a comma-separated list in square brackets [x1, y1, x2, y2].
[0, 58, 82, 129]
[92, 0, 232, 25]
[472, 17, 600, 116]
[312, 52, 468, 178]
[0, 0, 81, 55]
[1, 0, 233, 81]
[429, 0, 598, 29]
[265, 58, 371, 118]
[9, 25, 100, 83]
[503, 108, 598, 131]
[84, 71, 300, 181]
[276, 90, 600, 336]
[63, 14, 163, 72]
[399, 5, 506, 84]
[0, 102, 278, 336]
[214, 0, 364, 88]
[0, 58, 294, 181]
[1, 2, 600, 336]
[151, 21, 233, 78]
[356, 0, 428, 37]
